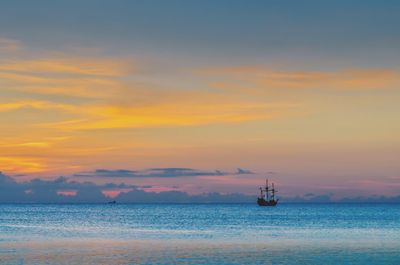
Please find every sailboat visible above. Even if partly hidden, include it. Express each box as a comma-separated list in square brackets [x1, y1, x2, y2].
[257, 179, 278, 206]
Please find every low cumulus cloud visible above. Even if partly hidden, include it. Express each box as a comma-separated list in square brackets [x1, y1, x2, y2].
[1, 171, 399, 203]
[0, 171, 255, 203]
[0, 172, 109, 203]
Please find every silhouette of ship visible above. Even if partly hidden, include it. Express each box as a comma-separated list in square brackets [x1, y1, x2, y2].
[257, 179, 278, 206]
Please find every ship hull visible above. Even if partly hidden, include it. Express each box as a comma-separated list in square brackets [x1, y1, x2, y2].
[257, 198, 278, 206]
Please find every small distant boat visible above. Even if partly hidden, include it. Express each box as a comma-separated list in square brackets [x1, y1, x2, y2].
[108, 200, 117, 204]
[257, 179, 278, 206]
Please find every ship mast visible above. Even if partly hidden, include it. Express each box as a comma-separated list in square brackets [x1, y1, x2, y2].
[271, 182, 275, 201]
[257, 178, 278, 206]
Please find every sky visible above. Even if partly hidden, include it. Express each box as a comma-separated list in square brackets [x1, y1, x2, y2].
[0, 0, 399, 201]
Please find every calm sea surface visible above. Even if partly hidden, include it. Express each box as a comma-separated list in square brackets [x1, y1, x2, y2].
[0, 203, 399, 264]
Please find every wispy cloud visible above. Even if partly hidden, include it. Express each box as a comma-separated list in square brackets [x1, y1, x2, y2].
[0, 41, 299, 176]
[0, 57, 128, 99]
[236, 168, 254, 174]
[202, 65, 400, 92]
[0, 157, 47, 173]
[40, 100, 291, 131]
[74, 167, 254, 178]
[0, 100, 76, 113]
[0, 55, 131, 77]
[1, 44, 297, 133]
[0, 37, 22, 52]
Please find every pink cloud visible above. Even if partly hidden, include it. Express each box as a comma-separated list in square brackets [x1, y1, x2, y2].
[140, 186, 177, 193]
[57, 190, 77, 196]
[101, 188, 133, 198]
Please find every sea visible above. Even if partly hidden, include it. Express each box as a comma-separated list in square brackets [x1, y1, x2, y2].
[0, 203, 399, 264]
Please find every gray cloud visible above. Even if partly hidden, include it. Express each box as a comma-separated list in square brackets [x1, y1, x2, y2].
[236, 168, 254, 175]
[0, 172, 110, 203]
[74, 167, 254, 178]
[0, 171, 255, 203]
[1, 171, 399, 203]
[74, 169, 138, 178]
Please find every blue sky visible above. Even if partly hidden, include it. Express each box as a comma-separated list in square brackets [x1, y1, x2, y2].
[1, 0, 399, 66]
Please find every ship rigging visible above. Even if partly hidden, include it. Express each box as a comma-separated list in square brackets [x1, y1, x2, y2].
[257, 179, 278, 206]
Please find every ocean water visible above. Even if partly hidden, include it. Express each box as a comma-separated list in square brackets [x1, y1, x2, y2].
[0, 203, 399, 264]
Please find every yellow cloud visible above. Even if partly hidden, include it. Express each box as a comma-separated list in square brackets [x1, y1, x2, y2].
[0, 56, 132, 77]
[14, 142, 50, 148]
[40, 99, 295, 130]
[1, 92, 296, 132]
[0, 44, 304, 176]
[0, 100, 77, 113]
[0, 49, 299, 133]
[2, 95, 291, 132]
[0, 156, 47, 173]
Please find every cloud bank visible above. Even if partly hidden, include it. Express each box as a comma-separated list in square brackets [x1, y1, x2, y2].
[1, 171, 399, 204]
[0, 171, 254, 203]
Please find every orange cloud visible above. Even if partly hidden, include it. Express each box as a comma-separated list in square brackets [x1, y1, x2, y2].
[0, 100, 77, 113]
[0, 156, 47, 173]
[0, 57, 129, 99]
[0, 56, 132, 77]
[11, 142, 50, 148]
[0, 95, 295, 132]
[203, 65, 400, 91]
[0, 41, 302, 177]
[1, 46, 300, 134]
[38, 96, 297, 131]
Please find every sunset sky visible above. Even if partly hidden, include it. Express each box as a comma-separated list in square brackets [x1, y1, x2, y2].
[0, 0, 399, 199]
